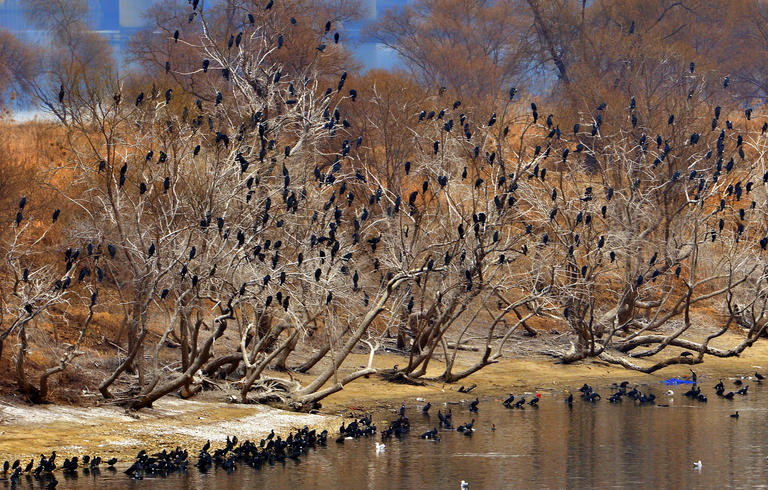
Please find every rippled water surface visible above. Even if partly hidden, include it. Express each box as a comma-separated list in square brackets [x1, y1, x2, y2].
[6, 379, 768, 489]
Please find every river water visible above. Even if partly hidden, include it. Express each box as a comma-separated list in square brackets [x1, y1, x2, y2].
[5, 378, 768, 489]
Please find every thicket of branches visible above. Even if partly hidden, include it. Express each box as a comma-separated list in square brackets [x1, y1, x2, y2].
[1, 0, 768, 409]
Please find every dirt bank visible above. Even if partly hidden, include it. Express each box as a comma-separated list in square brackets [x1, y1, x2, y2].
[321, 342, 768, 414]
[2, 331, 767, 465]
[0, 397, 340, 465]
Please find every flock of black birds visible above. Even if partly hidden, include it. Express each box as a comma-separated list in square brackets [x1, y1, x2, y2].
[22, 0, 768, 371]
[0, 426, 331, 486]
[127, 425, 334, 480]
[1, 372, 764, 486]
[41, 9, 768, 321]
[0, 451, 117, 488]
[9, 0, 768, 485]
[566, 370, 761, 414]
[576, 381, 658, 405]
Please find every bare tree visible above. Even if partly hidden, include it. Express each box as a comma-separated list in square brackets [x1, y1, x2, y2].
[0, 201, 95, 403]
[507, 86, 768, 371]
[368, 0, 539, 102]
[12, 0, 768, 412]
[10, 0, 115, 122]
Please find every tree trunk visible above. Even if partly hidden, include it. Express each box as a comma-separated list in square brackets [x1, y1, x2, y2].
[240, 330, 299, 401]
[125, 302, 142, 374]
[397, 312, 408, 350]
[203, 353, 242, 376]
[99, 327, 148, 398]
[15, 326, 42, 403]
[128, 318, 227, 410]
[293, 368, 376, 407]
[295, 272, 414, 398]
[294, 342, 330, 373]
[511, 306, 537, 336]
[526, 0, 570, 84]
[179, 308, 191, 371]
[39, 364, 65, 401]
[439, 346, 496, 382]
[274, 331, 299, 371]
[559, 337, 590, 364]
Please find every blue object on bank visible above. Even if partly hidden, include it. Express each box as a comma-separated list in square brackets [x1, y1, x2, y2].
[661, 378, 695, 385]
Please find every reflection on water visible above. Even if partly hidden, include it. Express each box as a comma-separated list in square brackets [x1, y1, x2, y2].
[5, 380, 768, 489]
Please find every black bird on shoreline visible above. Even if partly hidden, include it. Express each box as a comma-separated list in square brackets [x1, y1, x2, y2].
[503, 394, 515, 407]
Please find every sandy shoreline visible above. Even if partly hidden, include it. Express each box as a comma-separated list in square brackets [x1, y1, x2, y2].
[0, 397, 342, 466]
[2, 341, 767, 465]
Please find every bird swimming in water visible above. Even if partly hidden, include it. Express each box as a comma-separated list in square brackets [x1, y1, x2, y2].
[469, 398, 479, 412]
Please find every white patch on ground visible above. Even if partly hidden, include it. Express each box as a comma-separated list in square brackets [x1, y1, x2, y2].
[59, 445, 85, 451]
[138, 405, 332, 443]
[0, 397, 339, 456]
[98, 438, 142, 447]
[0, 401, 134, 425]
